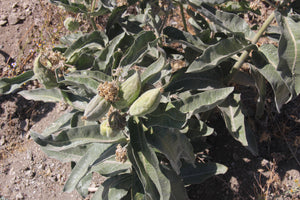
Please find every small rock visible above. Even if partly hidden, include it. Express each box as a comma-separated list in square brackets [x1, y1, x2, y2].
[15, 192, 24, 200]
[8, 13, 25, 25]
[8, 13, 20, 25]
[0, 136, 6, 145]
[0, 15, 8, 20]
[12, 2, 19, 8]
[0, 19, 8, 26]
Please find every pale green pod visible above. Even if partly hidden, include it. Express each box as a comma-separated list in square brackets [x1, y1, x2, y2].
[113, 72, 141, 109]
[100, 119, 119, 137]
[33, 54, 58, 89]
[129, 88, 161, 117]
[83, 95, 110, 121]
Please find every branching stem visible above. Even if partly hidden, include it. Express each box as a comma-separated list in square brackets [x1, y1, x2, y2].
[229, 11, 275, 80]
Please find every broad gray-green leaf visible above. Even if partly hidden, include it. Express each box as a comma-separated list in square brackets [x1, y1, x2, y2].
[127, 144, 160, 200]
[63, 143, 113, 192]
[160, 165, 189, 200]
[164, 69, 224, 92]
[62, 73, 100, 93]
[67, 70, 112, 82]
[251, 66, 266, 119]
[76, 172, 93, 198]
[141, 55, 166, 84]
[180, 162, 228, 184]
[186, 117, 215, 138]
[61, 91, 89, 111]
[40, 143, 94, 162]
[91, 174, 132, 200]
[187, 37, 255, 73]
[128, 117, 171, 200]
[91, 157, 131, 177]
[64, 31, 108, 59]
[0, 70, 34, 94]
[256, 44, 291, 111]
[218, 94, 258, 155]
[145, 103, 186, 129]
[120, 31, 156, 68]
[189, 0, 229, 5]
[40, 110, 77, 136]
[50, 0, 88, 13]
[146, 127, 195, 175]
[276, 13, 300, 96]
[215, 10, 255, 40]
[94, 32, 126, 71]
[173, 87, 234, 114]
[19, 88, 64, 102]
[30, 125, 126, 152]
[163, 26, 208, 51]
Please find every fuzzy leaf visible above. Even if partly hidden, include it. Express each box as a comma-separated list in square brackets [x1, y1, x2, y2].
[187, 37, 254, 73]
[163, 26, 208, 51]
[173, 87, 234, 114]
[180, 162, 228, 184]
[218, 94, 258, 155]
[64, 31, 108, 59]
[189, 0, 229, 5]
[128, 117, 171, 200]
[0, 70, 34, 94]
[120, 31, 156, 68]
[94, 32, 126, 71]
[30, 125, 126, 152]
[62, 73, 100, 93]
[164, 69, 224, 92]
[91, 157, 131, 177]
[91, 174, 132, 200]
[141, 55, 166, 84]
[146, 127, 195, 175]
[144, 103, 186, 129]
[76, 172, 93, 198]
[214, 10, 255, 40]
[254, 44, 291, 111]
[40, 143, 94, 162]
[160, 165, 189, 200]
[63, 143, 113, 192]
[276, 13, 300, 96]
[19, 88, 64, 102]
[66, 70, 112, 82]
[50, 0, 88, 13]
[251, 66, 267, 119]
[40, 110, 78, 136]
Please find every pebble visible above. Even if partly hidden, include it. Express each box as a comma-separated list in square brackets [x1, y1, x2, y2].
[0, 136, 6, 145]
[15, 192, 24, 200]
[0, 19, 8, 26]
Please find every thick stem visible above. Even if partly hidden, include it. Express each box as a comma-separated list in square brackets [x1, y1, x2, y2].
[179, 3, 188, 32]
[229, 11, 275, 80]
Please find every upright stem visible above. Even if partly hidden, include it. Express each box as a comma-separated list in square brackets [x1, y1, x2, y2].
[229, 11, 275, 80]
[89, 0, 98, 30]
[179, 3, 188, 32]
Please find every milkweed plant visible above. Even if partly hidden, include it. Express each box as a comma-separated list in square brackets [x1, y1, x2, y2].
[0, 0, 299, 199]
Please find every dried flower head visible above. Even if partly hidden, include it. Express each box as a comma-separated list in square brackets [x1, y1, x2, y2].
[115, 144, 127, 163]
[97, 81, 119, 102]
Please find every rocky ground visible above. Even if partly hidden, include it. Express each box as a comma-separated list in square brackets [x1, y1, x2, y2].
[0, 0, 300, 200]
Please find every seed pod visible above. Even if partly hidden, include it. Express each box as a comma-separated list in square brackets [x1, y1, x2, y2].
[33, 54, 58, 89]
[82, 95, 110, 121]
[100, 119, 119, 137]
[113, 72, 141, 109]
[129, 88, 161, 117]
